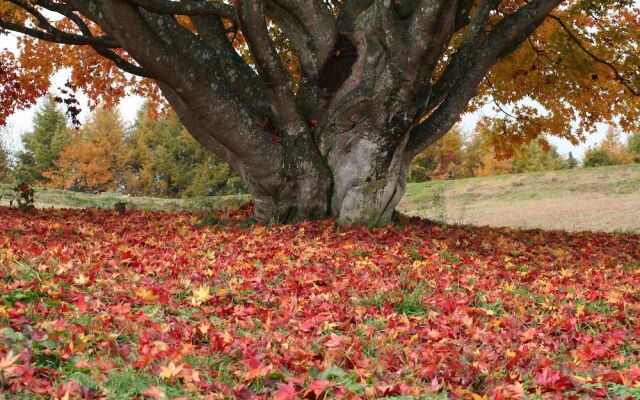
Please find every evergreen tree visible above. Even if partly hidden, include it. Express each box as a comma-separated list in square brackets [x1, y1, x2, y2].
[126, 108, 243, 197]
[13, 96, 70, 184]
[583, 148, 616, 168]
[566, 152, 578, 168]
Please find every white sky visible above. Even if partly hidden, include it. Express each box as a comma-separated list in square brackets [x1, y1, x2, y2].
[0, 30, 624, 159]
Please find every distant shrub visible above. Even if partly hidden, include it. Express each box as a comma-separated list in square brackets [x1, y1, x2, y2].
[4, 182, 36, 212]
[583, 148, 617, 168]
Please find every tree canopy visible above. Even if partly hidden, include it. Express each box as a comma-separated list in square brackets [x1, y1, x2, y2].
[1, 0, 639, 223]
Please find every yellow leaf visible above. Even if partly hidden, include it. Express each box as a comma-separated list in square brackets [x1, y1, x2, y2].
[73, 273, 89, 286]
[0, 350, 20, 371]
[191, 285, 211, 306]
[152, 341, 168, 352]
[159, 361, 183, 380]
[136, 287, 158, 301]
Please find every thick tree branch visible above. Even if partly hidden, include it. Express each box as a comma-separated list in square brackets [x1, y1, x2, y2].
[191, 15, 271, 116]
[28, 0, 153, 78]
[102, 0, 285, 163]
[405, 0, 564, 157]
[124, 0, 236, 20]
[236, 0, 303, 131]
[424, 0, 501, 115]
[268, 0, 337, 77]
[403, 1, 458, 100]
[1, 0, 119, 48]
[336, 0, 374, 35]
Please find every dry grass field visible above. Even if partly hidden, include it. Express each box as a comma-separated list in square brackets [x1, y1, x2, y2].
[399, 163, 640, 232]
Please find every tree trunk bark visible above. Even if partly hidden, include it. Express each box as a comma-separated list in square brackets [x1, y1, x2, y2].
[238, 123, 412, 225]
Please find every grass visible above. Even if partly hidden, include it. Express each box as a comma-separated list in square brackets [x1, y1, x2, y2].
[0, 183, 250, 212]
[399, 163, 640, 232]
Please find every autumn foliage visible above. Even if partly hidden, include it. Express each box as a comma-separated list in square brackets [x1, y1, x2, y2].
[1, 206, 640, 399]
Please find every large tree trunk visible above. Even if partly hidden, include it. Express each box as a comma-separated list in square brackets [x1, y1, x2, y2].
[242, 126, 413, 225]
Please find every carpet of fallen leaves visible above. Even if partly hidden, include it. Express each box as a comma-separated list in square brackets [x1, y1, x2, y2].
[1, 205, 639, 400]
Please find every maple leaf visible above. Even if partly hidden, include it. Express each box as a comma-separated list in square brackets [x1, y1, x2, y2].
[535, 367, 574, 392]
[325, 333, 347, 348]
[502, 381, 525, 399]
[243, 363, 273, 381]
[73, 273, 89, 286]
[142, 385, 166, 399]
[273, 382, 298, 400]
[159, 361, 184, 380]
[0, 351, 21, 373]
[304, 380, 334, 397]
[136, 287, 158, 302]
[191, 284, 212, 306]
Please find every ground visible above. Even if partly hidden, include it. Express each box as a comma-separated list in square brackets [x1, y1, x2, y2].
[0, 205, 639, 399]
[399, 164, 640, 233]
[3, 164, 639, 233]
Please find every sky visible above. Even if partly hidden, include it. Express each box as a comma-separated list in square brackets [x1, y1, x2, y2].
[0, 30, 626, 160]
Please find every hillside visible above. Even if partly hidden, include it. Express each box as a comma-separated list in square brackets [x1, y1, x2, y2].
[399, 163, 640, 233]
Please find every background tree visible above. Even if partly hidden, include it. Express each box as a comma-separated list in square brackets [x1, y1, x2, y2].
[0, 129, 10, 182]
[2, 0, 640, 223]
[628, 132, 640, 163]
[457, 117, 569, 177]
[45, 107, 129, 192]
[583, 127, 634, 168]
[510, 141, 568, 173]
[567, 152, 579, 169]
[127, 108, 245, 197]
[409, 127, 465, 182]
[12, 96, 69, 184]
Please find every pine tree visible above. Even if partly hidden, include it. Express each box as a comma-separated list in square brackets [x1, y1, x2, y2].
[13, 96, 70, 184]
[567, 152, 578, 168]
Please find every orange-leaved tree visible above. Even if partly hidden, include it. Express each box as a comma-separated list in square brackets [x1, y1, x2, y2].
[1, 0, 640, 223]
[44, 107, 130, 192]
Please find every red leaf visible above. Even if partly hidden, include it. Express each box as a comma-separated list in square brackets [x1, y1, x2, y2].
[274, 382, 298, 400]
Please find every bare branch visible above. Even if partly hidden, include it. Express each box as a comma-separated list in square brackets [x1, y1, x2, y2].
[236, 0, 303, 131]
[267, 0, 336, 77]
[1, 0, 119, 48]
[124, 0, 236, 20]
